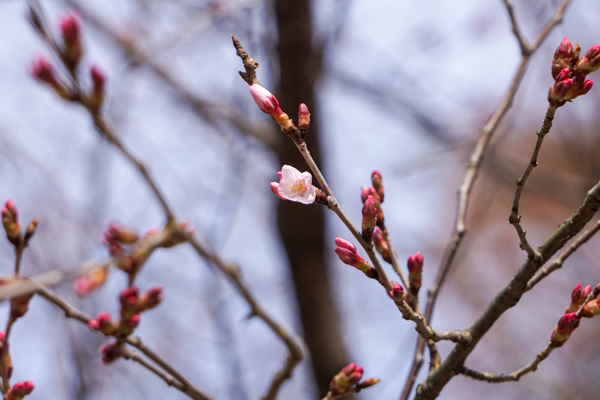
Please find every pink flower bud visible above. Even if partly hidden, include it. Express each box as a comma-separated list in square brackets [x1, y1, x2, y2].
[575, 45, 600, 75]
[552, 38, 575, 79]
[371, 170, 384, 202]
[329, 363, 364, 395]
[5, 381, 35, 400]
[72, 263, 110, 297]
[60, 13, 82, 66]
[23, 218, 39, 243]
[104, 222, 138, 245]
[120, 314, 140, 336]
[551, 312, 579, 346]
[548, 78, 574, 106]
[137, 286, 164, 312]
[89, 312, 117, 335]
[334, 238, 370, 272]
[100, 341, 124, 363]
[249, 84, 284, 118]
[360, 186, 370, 204]
[357, 377, 381, 390]
[361, 196, 377, 241]
[90, 66, 105, 111]
[373, 228, 391, 263]
[389, 281, 405, 302]
[554, 67, 571, 82]
[581, 299, 600, 318]
[2, 200, 21, 247]
[120, 286, 139, 317]
[298, 103, 310, 133]
[31, 56, 70, 99]
[407, 252, 424, 294]
[108, 242, 134, 273]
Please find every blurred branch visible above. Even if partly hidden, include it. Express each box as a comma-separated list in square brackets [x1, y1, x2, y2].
[27, 3, 305, 398]
[63, 0, 281, 151]
[401, 0, 573, 398]
[37, 288, 213, 400]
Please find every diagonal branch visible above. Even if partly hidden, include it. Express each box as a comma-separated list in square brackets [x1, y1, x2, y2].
[400, 1, 573, 398]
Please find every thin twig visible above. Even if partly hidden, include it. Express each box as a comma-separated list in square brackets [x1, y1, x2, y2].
[460, 344, 554, 383]
[400, 1, 572, 398]
[508, 105, 557, 259]
[502, 0, 529, 54]
[382, 227, 420, 313]
[183, 233, 304, 400]
[526, 219, 600, 291]
[37, 288, 214, 400]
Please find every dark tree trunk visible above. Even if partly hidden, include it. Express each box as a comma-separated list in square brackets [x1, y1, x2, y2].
[273, 0, 351, 396]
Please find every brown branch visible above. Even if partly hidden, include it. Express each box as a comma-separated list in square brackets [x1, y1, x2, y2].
[508, 105, 557, 259]
[36, 288, 213, 400]
[526, 219, 600, 291]
[400, 1, 572, 398]
[381, 227, 420, 312]
[415, 178, 600, 399]
[460, 344, 555, 383]
[502, 0, 529, 54]
[182, 233, 304, 400]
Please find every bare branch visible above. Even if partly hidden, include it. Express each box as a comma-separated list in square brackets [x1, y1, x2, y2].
[400, 1, 572, 398]
[527, 219, 600, 291]
[508, 105, 558, 259]
[502, 0, 529, 54]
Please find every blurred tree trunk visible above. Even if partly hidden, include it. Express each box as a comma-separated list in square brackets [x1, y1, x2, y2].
[273, 0, 351, 396]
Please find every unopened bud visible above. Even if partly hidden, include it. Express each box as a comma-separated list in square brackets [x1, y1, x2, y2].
[119, 286, 139, 317]
[407, 252, 424, 295]
[550, 312, 579, 346]
[120, 314, 140, 336]
[357, 377, 381, 390]
[5, 381, 35, 400]
[100, 342, 124, 364]
[104, 222, 138, 245]
[389, 281, 405, 302]
[60, 13, 82, 67]
[89, 66, 105, 111]
[361, 196, 377, 242]
[72, 263, 110, 297]
[137, 286, 163, 312]
[334, 238, 371, 273]
[552, 38, 575, 79]
[329, 363, 364, 395]
[23, 218, 39, 243]
[88, 312, 117, 335]
[371, 170, 384, 202]
[2, 200, 21, 247]
[373, 228, 391, 263]
[298, 103, 310, 134]
[575, 45, 600, 75]
[31, 57, 69, 99]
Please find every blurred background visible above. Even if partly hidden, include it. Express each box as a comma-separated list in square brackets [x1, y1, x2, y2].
[1, 0, 600, 399]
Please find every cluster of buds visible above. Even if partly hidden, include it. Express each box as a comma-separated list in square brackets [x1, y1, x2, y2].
[334, 238, 378, 280]
[548, 38, 599, 106]
[5, 381, 35, 400]
[361, 196, 377, 242]
[100, 341, 125, 364]
[372, 228, 391, 263]
[30, 12, 106, 111]
[407, 252, 424, 296]
[328, 363, 380, 396]
[361, 170, 385, 231]
[0, 332, 13, 380]
[550, 283, 600, 346]
[270, 165, 326, 205]
[1, 200, 39, 248]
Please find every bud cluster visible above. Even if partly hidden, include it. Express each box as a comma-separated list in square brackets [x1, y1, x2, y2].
[551, 282, 599, 347]
[30, 12, 106, 111]
[334, 238, 378, 280]
[361, 170, 385, 234]
[548, 38, 599, 106]
[2, 200, 39, 248]
[5, 380, 35, 400]
[328, 363, 380, 396]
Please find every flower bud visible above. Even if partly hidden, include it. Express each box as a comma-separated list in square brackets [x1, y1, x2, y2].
[373, 228, 391, 263]
[407, 252, 424, 295]
[371, 170, 384, 202]
[100, 341, 124, 363]
[137, 286, 164, 312]
[581, 299, 600, 318]
[389, 281, 405, 302]
[552, 38, 575, 79]
[60, 13, 82, 67]
[104, 222, 138, 245]
[23, 218, 39, 243]
[88, 312, 117, 335]
[72, 263, 110, 297]
[31, 56, 69, 99]
[329, 363, 364, 395]
[548, 78, 573, 106]
[550, 312, 579, 346]
[361, 196, 377, 242]
[298, 103, 310, 134]
[357, 377, 381, 390]
[575, 45, 600, 75]
[119, 286, 139, 317]
[89, 66, 105, 111]
[5, 381, 35, 400]
[120, 314, 140, 336]
[2, 200, 21, 247]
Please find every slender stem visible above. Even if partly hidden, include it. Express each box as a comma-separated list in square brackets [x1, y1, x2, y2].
[381, 228, 420, 312]
[508, 105, 557, 259]
[460, 344, 555, 383]
[400, 0, 572, 397]
[526, 219, 600, 291]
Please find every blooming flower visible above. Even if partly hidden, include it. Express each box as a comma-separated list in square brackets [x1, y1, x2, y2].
[271, 165, 316, 204]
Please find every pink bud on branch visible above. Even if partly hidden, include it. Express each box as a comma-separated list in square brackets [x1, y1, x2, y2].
[550, 312, 579, 347]
[72, 263, 110, 297]
[329, 363, 364, 395]
[271, 165, 317, 204]
[389, 281, 405, 302]
[373, 228, 391, 263]
[371, 170, 384, 202]
[2, 200, 21, 247]
[60, 13, 82, 68]
[407, 252, 424, 295]
[30, 56, 69, 99]
[334, 238, 379, 280]
[552, 38, 574, 79]
[89, 66, 105, 111]
[88, 312, 117, 335]
[361, 195, 377, 242]
[100, 341, 124, 364]
[298, 103, 310, 135]
[5, 381, 35, 400]
[249, 84, 293, 132]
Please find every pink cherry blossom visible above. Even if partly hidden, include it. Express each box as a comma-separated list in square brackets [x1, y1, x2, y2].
[271, 165, 316, 204]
